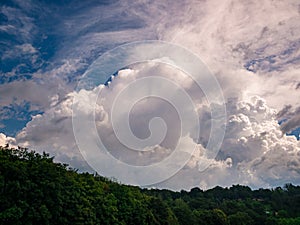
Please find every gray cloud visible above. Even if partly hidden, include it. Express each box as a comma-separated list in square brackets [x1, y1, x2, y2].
[277, 105, 293, 119]
[277, 106, 300, 134]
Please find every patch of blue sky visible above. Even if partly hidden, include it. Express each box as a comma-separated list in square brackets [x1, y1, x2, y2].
[278, 120, 299, 140]
[288, 127, 300, 140]
[0, 59, 36, 84]
[0, 2, 60, 83]
[0, 73, 32, 84]
[278, 119, 287, 125]
[0, 118, 29, 136]
[0, 101, 42, 136]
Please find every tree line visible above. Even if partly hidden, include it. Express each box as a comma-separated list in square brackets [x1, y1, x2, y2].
[1, 146, 300, 225]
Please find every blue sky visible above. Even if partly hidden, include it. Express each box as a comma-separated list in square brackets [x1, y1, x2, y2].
[0, 0, 300, 190]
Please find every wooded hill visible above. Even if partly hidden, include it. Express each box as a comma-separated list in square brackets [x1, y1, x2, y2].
[1, 146, 300, 225]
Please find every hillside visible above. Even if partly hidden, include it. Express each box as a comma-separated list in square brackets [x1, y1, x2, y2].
[1, 146, 300, 225]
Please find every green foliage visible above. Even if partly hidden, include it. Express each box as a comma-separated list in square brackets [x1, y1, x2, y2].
[1, 146, 300, 225]
[194, 209, 228, 225]
[228, 212, 254, 225]
[0, 147, 177, 225]
[278, 217, 300, 225]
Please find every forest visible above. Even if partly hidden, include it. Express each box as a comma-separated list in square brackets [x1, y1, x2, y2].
[1, 146, 300, 225]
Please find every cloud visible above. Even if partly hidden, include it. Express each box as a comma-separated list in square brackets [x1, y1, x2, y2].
[0, 79, 61, 110]
[14, 65, 300, 190]
[277, 105, 300, 134]
[2, 0, 298, 125]
[1, 0, 300, 190]
[15, 91, 91, 171]
[0, 133, 16, 147]
[14, 64, 204, 181]
[0, 5, 36, 42]
[1, 43, 38, 60]
[163, 0, 299, 116]
[159, 95, 300, 190]
[0, 58, 84, 126]
[277, 105, 293, 119]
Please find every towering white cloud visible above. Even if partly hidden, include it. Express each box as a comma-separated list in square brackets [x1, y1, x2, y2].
[1, 0, 300, 190]
[15, 65, 300, 190]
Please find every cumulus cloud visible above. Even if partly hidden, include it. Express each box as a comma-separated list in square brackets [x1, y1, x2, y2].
[159, 95, 300, 190]
[1, 0, 300, 190]
[13, 64, 201, 180]
[0, 133, 16, 147]
[14, 64, 300, 190]
[15, 92, 91, 170]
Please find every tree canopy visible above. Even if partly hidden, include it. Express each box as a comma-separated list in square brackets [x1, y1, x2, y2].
[1, 146, 300, 225]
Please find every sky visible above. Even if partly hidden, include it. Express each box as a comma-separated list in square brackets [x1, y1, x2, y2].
[0, 0, 300, 190]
